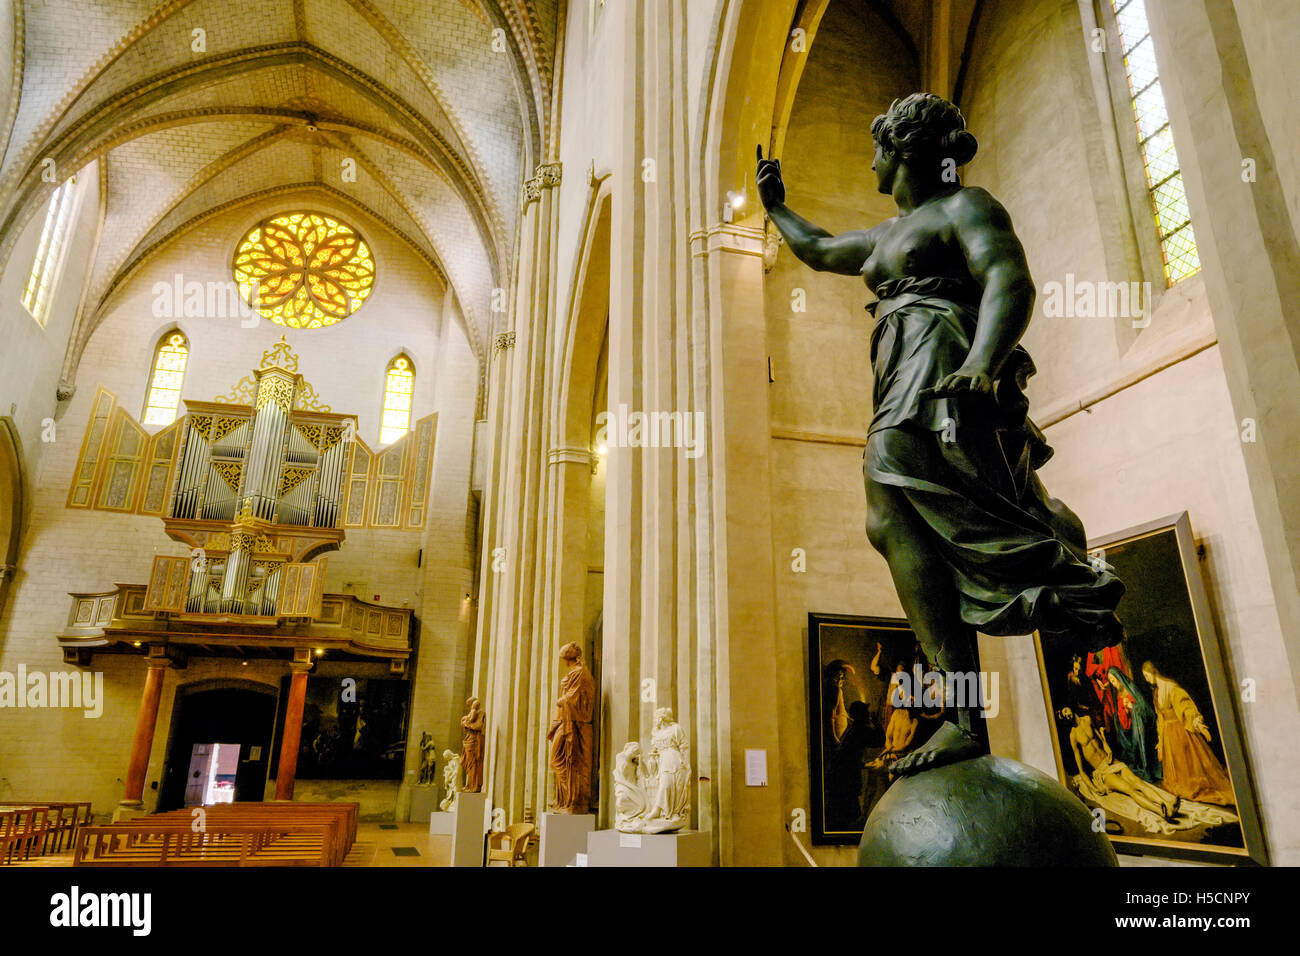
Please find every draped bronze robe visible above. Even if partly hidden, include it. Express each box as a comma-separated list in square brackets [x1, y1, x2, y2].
[863, 275, 1125, 650]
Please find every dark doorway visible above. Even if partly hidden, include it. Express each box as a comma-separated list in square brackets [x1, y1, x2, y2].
[160, 687, 277, 812]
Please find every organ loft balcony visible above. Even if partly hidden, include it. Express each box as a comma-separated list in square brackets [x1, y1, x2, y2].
[57, 339, 412, 674]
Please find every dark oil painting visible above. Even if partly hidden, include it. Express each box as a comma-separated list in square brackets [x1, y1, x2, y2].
[1035, 512, 1265, 864]
[807, 612, 945, 845]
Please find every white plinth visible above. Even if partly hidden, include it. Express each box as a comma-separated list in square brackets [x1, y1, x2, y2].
[539, 813, 595, 867]
[586, 829, 711, 867]
[427, 791, 488, 866]
[409, 785, 439, 824]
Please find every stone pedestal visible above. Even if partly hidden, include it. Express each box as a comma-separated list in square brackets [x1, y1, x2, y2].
[408, 785, 439, 824]
[539, 812, 595, 867]
[111, 804, 149, 823]
[428, 791, 488, 866]
[586, 829, 711, 867]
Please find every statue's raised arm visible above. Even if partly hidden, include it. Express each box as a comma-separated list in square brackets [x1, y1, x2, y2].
[757, 144, 881, 275]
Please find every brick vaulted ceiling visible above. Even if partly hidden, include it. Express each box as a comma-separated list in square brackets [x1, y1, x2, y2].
[0, 0, 561, 375]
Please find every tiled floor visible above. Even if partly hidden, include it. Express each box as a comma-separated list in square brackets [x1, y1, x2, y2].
[341, 823, 452, 866]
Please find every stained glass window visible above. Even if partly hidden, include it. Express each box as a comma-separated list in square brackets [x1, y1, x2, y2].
[233, 212, 375, 329]
[1111, 0, 1200, 284]
[380, 356, 415, 446]
[22, 177, 79, 325]
[143, 331, 189, 426]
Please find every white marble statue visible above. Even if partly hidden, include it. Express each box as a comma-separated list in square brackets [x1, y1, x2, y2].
[614, 742, 649, 832]
[643, 707, 691, 833]
[439, 749, 461, 812]
[614, 708, 691, 834]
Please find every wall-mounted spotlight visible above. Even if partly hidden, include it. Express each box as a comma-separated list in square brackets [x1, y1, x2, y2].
[723, 189, 746, 223]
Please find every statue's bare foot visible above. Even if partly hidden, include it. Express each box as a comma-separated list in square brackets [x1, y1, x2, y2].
[888, 721, 986, 777]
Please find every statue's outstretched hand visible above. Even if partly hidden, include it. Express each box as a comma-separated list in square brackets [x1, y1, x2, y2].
[756, 144, 785, 209]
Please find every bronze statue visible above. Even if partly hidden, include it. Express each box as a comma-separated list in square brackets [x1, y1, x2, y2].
[758, 93, 1124, 773]
[547, 642, 595, 813]
[459, 697, 485, 792]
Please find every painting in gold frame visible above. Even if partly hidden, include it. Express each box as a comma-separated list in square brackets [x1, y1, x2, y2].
[1033, 512, 1266, 864]
[807, 612, 946, 845]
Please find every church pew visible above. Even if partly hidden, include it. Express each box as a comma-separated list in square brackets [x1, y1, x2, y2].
[153, 803, 356, 860]
[74, 824, 333, 867]
[74, 802, 359, 866]
[0, 802, 91, 854]
[0, 807, 51, 862]
[0, 811, 19, 863]
[172, 806, 353, 864]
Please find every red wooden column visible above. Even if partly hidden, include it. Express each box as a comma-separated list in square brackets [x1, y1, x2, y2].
[275, 654, 313, 800]
[121, 656, 170, 809]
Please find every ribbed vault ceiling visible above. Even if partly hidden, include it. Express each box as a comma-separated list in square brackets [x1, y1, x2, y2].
[0, 0, 560, 369]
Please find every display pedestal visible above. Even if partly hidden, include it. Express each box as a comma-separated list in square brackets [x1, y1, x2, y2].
[428, 791, 488, 866]
[539, 812, 595, 867]
[586, 829, 710, 867]
[408, 785, 439, 824]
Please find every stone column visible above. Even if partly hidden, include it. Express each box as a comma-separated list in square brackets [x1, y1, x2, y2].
[478, 161, 562, 823]
[539, 445, 594, 812]
[120, 656, 170, 811]
[275, 655, 313, 800]
[691, 221, 785, 865]
[1147, 0, 1300, 702]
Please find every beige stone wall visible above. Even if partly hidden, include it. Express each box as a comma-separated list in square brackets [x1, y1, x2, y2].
[1234, 0, 1300, 250]
[959, 0, 1298, 864]
[0, 194, 481, 820]
[0, 165, 98, 476]
[762, 0, 917, 867]
[1038, 348, 1300, 863]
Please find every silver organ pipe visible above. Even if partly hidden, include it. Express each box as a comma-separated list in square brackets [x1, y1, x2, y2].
[171, 419, 210, 519]
[314, 436, 347, 528]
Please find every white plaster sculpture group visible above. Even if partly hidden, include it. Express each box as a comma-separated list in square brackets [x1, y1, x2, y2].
[614, 707, 691, 833]
[439, 750, 461, 812]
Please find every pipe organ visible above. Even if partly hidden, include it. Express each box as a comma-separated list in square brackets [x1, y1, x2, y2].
[153, 339, 357, 620]
[58, 336, 412, 677]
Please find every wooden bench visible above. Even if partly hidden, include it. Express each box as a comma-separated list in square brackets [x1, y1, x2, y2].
[74, 824, 334, 867]
[74, 802, 358, 868]
[0, 807, 51, 863]
[0, 802, 92, 854]
[167, 803, 356, 863]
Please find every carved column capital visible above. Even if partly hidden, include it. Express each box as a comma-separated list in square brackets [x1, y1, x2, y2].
[522, 176, 543, 205]
[494, 331, 516, 352]
[536, 162, 562, 188]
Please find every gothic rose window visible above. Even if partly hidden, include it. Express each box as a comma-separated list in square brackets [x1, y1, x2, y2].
[233, 212, 376, 328]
